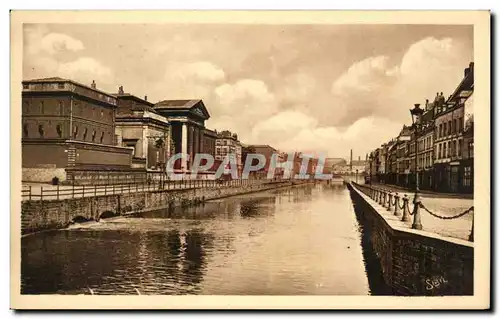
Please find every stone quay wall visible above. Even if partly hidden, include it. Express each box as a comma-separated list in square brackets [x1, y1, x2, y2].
[347, 182, 473, 296]
[21, 181, 301, 234]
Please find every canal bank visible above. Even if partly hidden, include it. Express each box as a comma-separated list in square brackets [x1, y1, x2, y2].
[22, 182, 373, 295]
[347, 182, 474, 296]
[21, 180, 312, 234]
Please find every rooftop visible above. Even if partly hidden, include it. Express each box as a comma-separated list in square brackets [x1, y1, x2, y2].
[22, 77, 116, 100]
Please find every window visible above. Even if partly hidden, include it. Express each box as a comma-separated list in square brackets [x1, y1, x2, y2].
[443, 123, 447, 137]
[23, 123, 28, 137]
[23, 84, 29, 89]
[468, 141, 474, 158]
[38, 124, 44, 137]
[438, 144, 442, 159]
[92, 130, 96, 142]
[463, 166, 472, 187]
[100, 132, 104, 143]
[83, 128, 88, 140]
[58, 83, 64, 89]
[73, 126, 78, 139]
[452, 140, 456, 157]
[100, 110, 104, 118]
[447, 141, 451, 158]
[55, 125, 62, 137]
[458, 117, 463, 132]
[59, 101, 64, 115]
[40, 101, 44, 114]
[443, 143, 447, 159]
[448, 120, 452, 135]
[439, 124, 442, 138]
[458, 139, 463, 158]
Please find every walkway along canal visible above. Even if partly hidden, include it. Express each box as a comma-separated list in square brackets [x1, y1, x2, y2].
[22, 182, 389, 295]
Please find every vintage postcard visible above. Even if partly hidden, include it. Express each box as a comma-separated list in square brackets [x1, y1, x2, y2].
[10, 10, 490, 310]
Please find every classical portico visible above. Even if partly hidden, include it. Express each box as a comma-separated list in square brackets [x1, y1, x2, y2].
[154, 100, 210, 172]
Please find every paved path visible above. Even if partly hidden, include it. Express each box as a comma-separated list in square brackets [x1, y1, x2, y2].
[354, 183, 473, 241]
[21, 180, 283, 201]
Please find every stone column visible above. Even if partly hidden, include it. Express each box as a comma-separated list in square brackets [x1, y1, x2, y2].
[181, 122, 187, 172]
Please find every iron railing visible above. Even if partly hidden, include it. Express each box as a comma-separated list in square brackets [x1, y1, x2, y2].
[22, 179, 291, 202]
[352, 182, 474, 242]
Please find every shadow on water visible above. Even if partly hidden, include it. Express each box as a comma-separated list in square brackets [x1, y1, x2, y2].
[349, 191, 392, 295]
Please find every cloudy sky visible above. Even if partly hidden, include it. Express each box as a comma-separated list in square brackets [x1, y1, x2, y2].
[23, 23, 473, 159]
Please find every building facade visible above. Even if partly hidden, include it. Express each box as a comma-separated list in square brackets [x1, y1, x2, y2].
[154, 100, 210, 173]
[215, 130, 243, 175]
[22, 77, 134, 183]
[367, 62, 474, 194]
[114, 87, 172, 171]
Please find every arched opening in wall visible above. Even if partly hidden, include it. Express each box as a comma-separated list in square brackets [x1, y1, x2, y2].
[56, 124, 62, 138]
[83, 128, 88, 141]
[99, 210, 117, 220]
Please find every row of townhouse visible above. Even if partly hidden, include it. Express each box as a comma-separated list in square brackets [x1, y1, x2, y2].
[367, 62, 474, 194]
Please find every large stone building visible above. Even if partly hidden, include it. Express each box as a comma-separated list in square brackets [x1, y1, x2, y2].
[215, 130, 243, 175]
[153, 100, 210, 173]
[22, 77, 134, 183]
[114, 86, 172, 171]
[433, 62, 474, 193]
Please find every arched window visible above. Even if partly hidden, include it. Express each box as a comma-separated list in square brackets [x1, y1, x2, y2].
[83, 127, 88, 140]
[56, 124, 62, 138]
[100, 131, 105, 143]
[38, 124, 44, 137]
[92, 130, 96, 142]
[73, 126, 78, 139]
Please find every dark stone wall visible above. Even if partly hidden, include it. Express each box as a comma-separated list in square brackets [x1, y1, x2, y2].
[347, 183, 473, 296]
[21, 181, 296, 235]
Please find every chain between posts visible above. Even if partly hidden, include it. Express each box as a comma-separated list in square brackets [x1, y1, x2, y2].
[419, 203, 474, 220]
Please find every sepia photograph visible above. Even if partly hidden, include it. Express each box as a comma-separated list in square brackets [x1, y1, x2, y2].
[10, 10, 490, 310]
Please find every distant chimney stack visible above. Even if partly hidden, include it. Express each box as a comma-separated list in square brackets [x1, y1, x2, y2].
[91, 80, 96, 89]
[118, 86, 124, 95]
[144, 95, 148, 101]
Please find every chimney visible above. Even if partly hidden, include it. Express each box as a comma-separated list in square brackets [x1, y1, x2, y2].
[144, 95, 148, 101]
[118, 86, 124, 95]
[91, 80, 96, 89]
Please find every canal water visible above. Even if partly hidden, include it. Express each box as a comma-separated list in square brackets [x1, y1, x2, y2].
[21, 183, 382, 295]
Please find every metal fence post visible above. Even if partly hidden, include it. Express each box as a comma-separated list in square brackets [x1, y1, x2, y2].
[94, 185, 97, 197]
[57, 185, 60, 200]
[82, 185, 85, 198]
[411, 193, 423, 230]
[393, 193, 400, 216]
[113, 184, 115, 195]
[29, 186, 32, 201]
[469, 214, 474, 242]
[401, 195, 410, 222]
[40, 186, 43, 202]
[72, 184, 75, 199]
[387, 192, 392, 211]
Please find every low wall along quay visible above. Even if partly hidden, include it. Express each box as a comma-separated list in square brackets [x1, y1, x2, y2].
[347, 182, 473, 296]
[21, 180, 304, 235]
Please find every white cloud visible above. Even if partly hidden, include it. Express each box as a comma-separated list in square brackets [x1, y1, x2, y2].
[39, 33, 85, 55]
[57, 57, 114, 85]
[24, 25, 114, 88]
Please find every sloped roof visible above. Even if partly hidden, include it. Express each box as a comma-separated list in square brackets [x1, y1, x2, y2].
[154, 99, 210, 119]
[155, 99, 201, 109]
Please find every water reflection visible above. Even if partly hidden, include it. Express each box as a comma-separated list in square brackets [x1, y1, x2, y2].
[22, 182, 372, 295]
